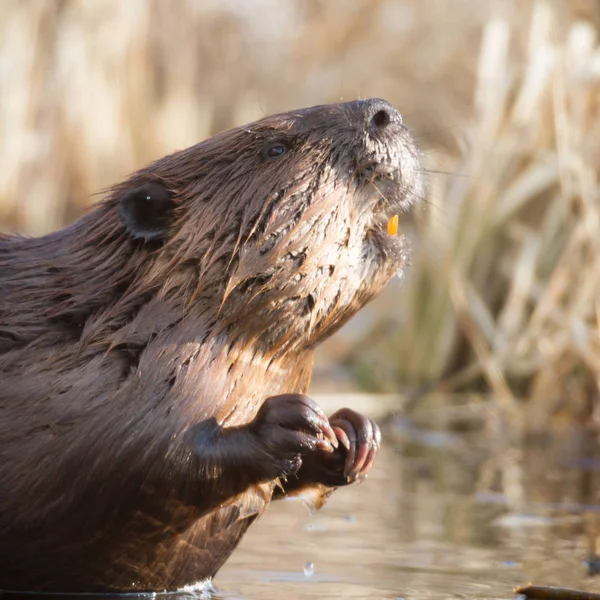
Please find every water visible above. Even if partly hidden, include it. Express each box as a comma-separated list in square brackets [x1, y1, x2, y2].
[213, 423, 600, 599]
[6, 418, 597, 600]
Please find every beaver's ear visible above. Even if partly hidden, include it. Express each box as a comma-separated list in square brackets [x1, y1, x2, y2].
[118, 183, 175, 242]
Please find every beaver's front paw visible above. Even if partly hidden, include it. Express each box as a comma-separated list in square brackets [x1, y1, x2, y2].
[278, 407, 382, 490]
[249, 394, 339, 480]
[325, 407, 381, 484]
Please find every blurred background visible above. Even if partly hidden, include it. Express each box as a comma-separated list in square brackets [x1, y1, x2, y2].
[4, 2, 600, 597]
[1, 0, 600, 435]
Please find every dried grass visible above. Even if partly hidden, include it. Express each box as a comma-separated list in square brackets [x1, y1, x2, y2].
[1, 0, 599, 429]
[348, 1, 600, 430]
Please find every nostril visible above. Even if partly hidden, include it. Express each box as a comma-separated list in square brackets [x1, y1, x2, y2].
[357, 99, 403, 133]
[370, 109, 391, 129]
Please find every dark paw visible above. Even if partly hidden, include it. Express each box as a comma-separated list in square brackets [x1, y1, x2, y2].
[325, 407, 381, 484]
[250, 394, 339, 480]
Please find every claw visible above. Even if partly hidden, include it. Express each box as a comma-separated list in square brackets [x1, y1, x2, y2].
[349, 441, 369, 479]
[332, 425, 350, 451]
[328, 410, 381, 480]
[316, 438, 335, 453]
[320, 421, 339, 450]
[361, 445, 378, 476]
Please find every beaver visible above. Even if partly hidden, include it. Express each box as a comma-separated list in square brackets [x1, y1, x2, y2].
[0, 98, 423, 593]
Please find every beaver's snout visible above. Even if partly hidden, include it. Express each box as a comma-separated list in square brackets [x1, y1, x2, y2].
[349, 98, 416, 200]
[343, 97, 404, 137]
[362, 98, 404, 133]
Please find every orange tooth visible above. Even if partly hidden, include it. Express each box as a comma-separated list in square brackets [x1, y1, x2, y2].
[387, 214, 399, 236]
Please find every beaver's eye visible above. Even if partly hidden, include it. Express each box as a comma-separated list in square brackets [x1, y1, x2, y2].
[264, 142, 288, 159]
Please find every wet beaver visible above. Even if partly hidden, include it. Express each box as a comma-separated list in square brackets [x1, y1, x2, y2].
[0, 99, 423, 593]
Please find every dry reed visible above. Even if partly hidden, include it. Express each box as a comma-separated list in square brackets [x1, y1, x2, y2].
[348, 0, 600, 432]
[1, 0, 599, 430]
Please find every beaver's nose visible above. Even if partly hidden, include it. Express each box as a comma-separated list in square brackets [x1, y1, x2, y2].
[361, 98, 403, 132]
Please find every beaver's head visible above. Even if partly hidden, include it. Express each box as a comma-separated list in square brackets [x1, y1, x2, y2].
[113, 99, 423, 353]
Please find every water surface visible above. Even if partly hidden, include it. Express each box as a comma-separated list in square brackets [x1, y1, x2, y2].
[214, 421, 600, 599]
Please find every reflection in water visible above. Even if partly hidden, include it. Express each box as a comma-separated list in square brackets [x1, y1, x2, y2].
[213, 422, 600, 600]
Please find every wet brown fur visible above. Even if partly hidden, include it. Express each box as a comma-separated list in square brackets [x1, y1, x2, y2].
[0, 100, 422, 592]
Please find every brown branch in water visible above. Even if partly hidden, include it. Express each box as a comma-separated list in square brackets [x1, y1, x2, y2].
[515, 584, 600, 600]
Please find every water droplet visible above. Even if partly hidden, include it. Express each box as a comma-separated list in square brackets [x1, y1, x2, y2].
[303, 561, 315, 577]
